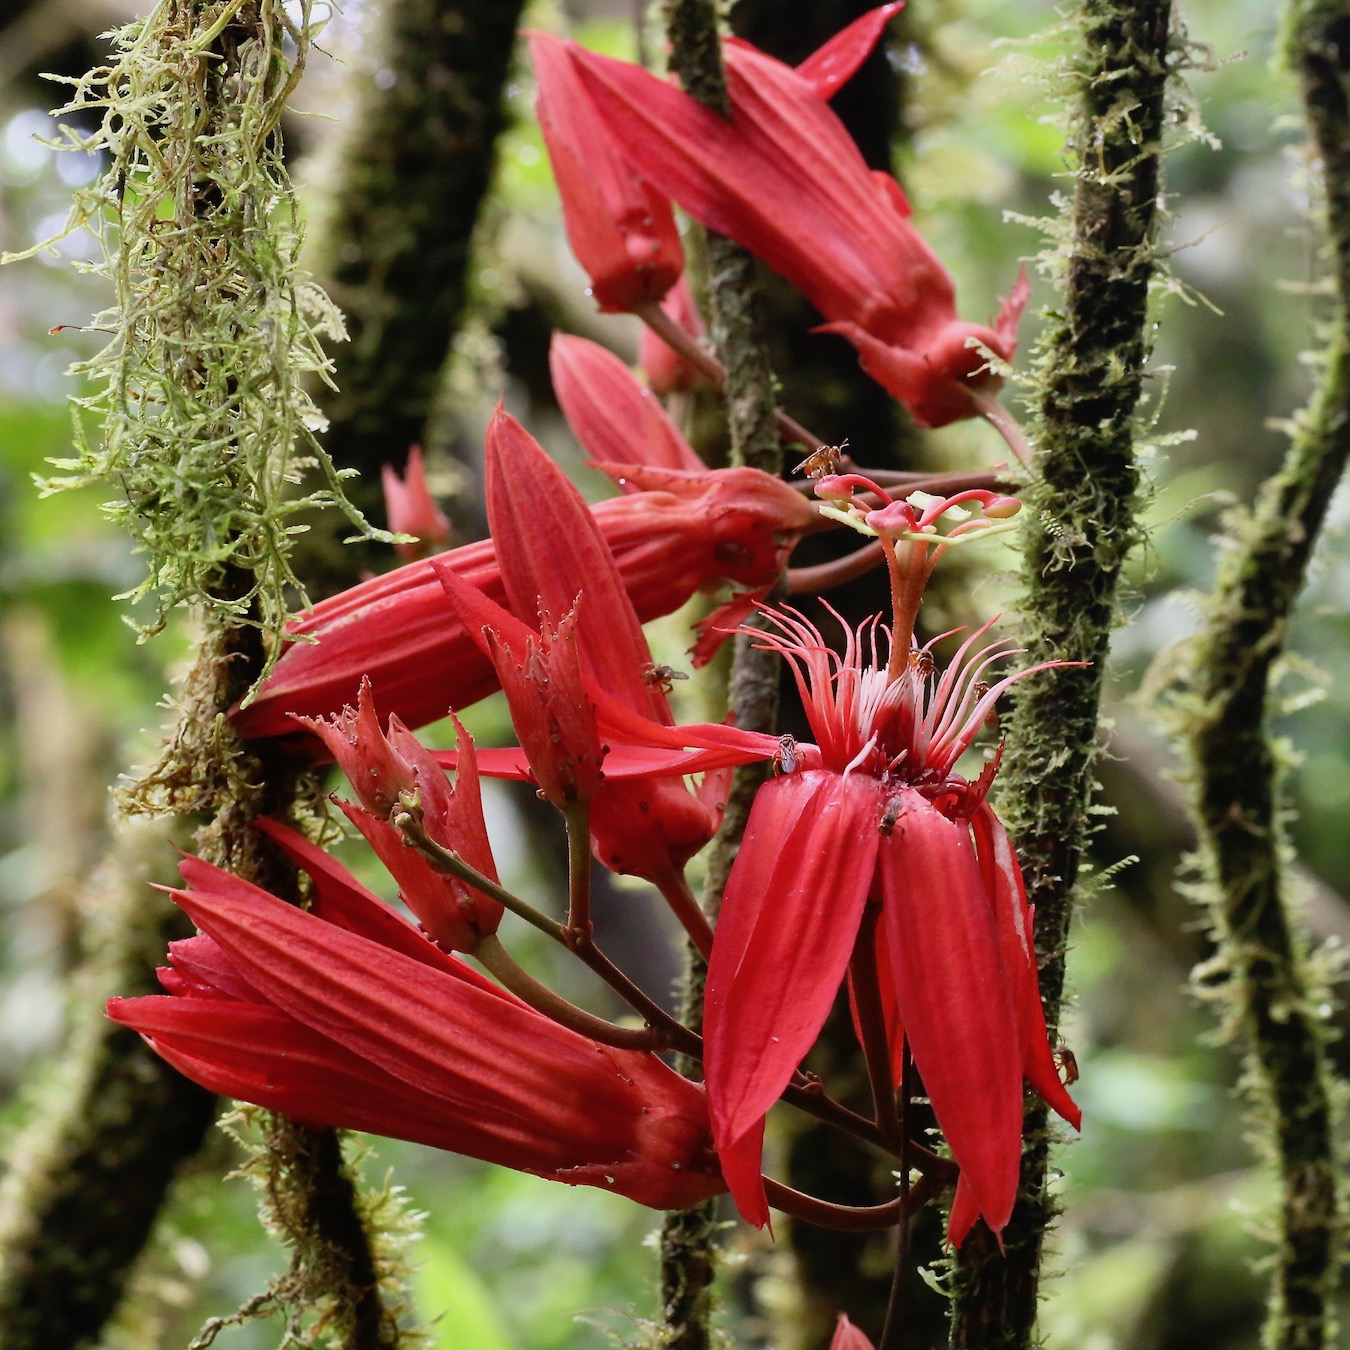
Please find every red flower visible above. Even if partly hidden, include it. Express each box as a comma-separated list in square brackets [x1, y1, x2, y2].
[529, 30, 684, 312]
[107, 839, 724, 1209]
[550, 332, 705, 477]
[295, 680, 502, 953]
[381, 447, 452, 560]
[564, 11, 1030, 436]
[231, 435, 813, 743]
[703, 595, 1079, 1241]
[440, 407, 777, 886]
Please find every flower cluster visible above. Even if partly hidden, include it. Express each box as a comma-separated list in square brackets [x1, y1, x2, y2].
[112, 4, 1079, 1270]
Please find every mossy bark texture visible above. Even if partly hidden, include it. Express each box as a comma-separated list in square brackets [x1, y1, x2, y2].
[0, 828, 216, 1350]
[657, 5, 785, 1347]
[0, 4, 402, 1345]
[948, 4, 1174, 1346]
[1180, 8, 1350, 1348]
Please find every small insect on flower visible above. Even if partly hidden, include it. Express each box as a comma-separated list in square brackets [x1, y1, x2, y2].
[643, 663, 689, 694]
[793, 440, 847, 480]
[878, 795, 904, 835]
[773, 734, 799, 776]
[1053, 1044, 1080, 1087]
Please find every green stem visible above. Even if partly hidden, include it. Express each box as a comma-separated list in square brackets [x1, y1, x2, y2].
[1177, 7, 1350, 1347]
[564, 803, 593, 944]
[395, 806, 702, 1055]
[948, 3, 1174, 1345]
[474, 935, 661, 1050]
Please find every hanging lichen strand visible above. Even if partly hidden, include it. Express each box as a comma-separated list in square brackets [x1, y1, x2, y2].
[23, 0, 385, 663]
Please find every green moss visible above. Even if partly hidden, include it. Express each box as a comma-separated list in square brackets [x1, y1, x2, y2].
[7, 0, 390, 673]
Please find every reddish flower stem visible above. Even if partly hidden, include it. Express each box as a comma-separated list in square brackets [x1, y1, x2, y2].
[634, 298, 825, 452]
[763, 1166, 946, 1234]
[394, 807, 698, 1052]
[563, 803, 594, 944]
[656, 869, 716, 960]
[787, 539, 886, 594]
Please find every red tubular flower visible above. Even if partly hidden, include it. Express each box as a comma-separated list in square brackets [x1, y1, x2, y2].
[231, 449, 813, 743]
[529, 30, 683, 312]
[636, 275, 708, 395]
[295, 681, 502, 953]
[703, 599, 1079, 1242]
[108, 848, 724, 1209]
[550, 332, 705, 477]
[382, 447, 452, 560]
[445, 407, 778, 885]
[565, 12, 1031, 435]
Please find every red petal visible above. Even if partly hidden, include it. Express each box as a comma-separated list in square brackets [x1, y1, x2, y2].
[946, 1174, 981, 1249]
[705, 772, 881, 1161]
[485, 408, 665, 722]
[878, 791, 1022, 1236]
[716, 1118, 770, 1230]
[551, 333, 704, 474]
[829, 1314, 877, 1350]
[970, 803, 1080, 1130]
[792, 3, 903, 101]
[529, 32, 683, 312]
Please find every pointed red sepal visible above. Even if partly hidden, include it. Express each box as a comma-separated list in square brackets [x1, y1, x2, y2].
[691, 586, 770, 668]
[308, 700, 501, 952]
[486, 406, 667, 723]
[551, 332, 705, 475]
[878, 790, 1023, 1238]
[792, 3, 903, 101]
[382, 446, 451, 560]
[829, 1313, 878, 1350]
[970, 802, 1081, 1130]
[716, 1117, 771, 1231]
[946, 1173, 982, 1250]
[291, 676, 415, 817]
[704, 771, 882, 1209]
[528, 31, 683, 313]
[636, 275, 710, 396]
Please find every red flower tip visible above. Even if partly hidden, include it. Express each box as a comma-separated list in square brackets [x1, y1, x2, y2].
[794, 3, 904, 101]
[292, 676, 413, 818]
[829, 1314, 877, 1350]
[550, 332, 705, 477]
[485, 603, 607, 810]
[382, 447, 451, 560]
[528, 31, 683, 312]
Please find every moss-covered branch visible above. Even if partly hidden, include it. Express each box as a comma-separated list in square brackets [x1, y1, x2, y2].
[948, 4, 1174, 1345]
[0, 4, 410, 1345]
[0, 826, 216, 1350]
[656, 5, 785, 1347]
[1174, 7, 1350, 1347]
